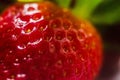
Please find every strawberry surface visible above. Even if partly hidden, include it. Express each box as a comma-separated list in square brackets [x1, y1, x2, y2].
[0, 1, 102, 80]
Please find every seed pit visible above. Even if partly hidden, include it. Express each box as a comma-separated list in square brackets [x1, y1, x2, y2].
[78, 54, 85, 61]
[62, 42, 70, 53]
[11, 75, 15, 79]
[63, 71, 67, 77]
[55, 31, 65, 40]
[24, 23, 36, 34]
[39, 26, 44, 31]
[26, 29, 31, 33]
[32, 13, 41, 20]
[67, 30, 77, 41]
[67, 59, 72, 64]
[38, 20, 48, 32]
[72, 45, 77, 51]
[49, 44, 55, 53]
[67, 35, 73, 41]
[91, 41, 96, 49]
[78, 29, 86, 40]
[51, 74, 55, 79]
[43, 29, 54, 41]
[71, 40, 80, 51]
[49, 18, 62, 28]
[44, 36, 52, 41]
[75, 68, 78, 74]
[19, 15, 30, 22]
[57, 60, 62, 65]
[55, 60, 63, 68]
[63, 20, 71, 30]
[63, 46, 70, 53]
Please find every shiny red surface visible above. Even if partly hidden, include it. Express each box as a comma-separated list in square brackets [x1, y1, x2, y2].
[0, 2, 102, 80]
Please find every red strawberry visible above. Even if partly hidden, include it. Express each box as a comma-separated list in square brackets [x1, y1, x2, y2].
[0, 1, 102, 80]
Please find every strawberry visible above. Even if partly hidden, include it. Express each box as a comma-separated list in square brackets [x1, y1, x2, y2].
[0, 1, 102, 80]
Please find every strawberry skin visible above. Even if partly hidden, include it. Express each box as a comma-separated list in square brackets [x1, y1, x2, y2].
[0, 1, 102, 80]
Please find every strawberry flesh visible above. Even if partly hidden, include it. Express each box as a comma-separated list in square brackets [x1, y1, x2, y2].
[0, 2, 102, 80]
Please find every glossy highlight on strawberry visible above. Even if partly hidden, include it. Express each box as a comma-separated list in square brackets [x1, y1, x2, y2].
[0, 1, 102, 80]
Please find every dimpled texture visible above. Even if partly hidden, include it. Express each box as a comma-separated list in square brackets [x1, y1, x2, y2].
[0, 1, 102, 80]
